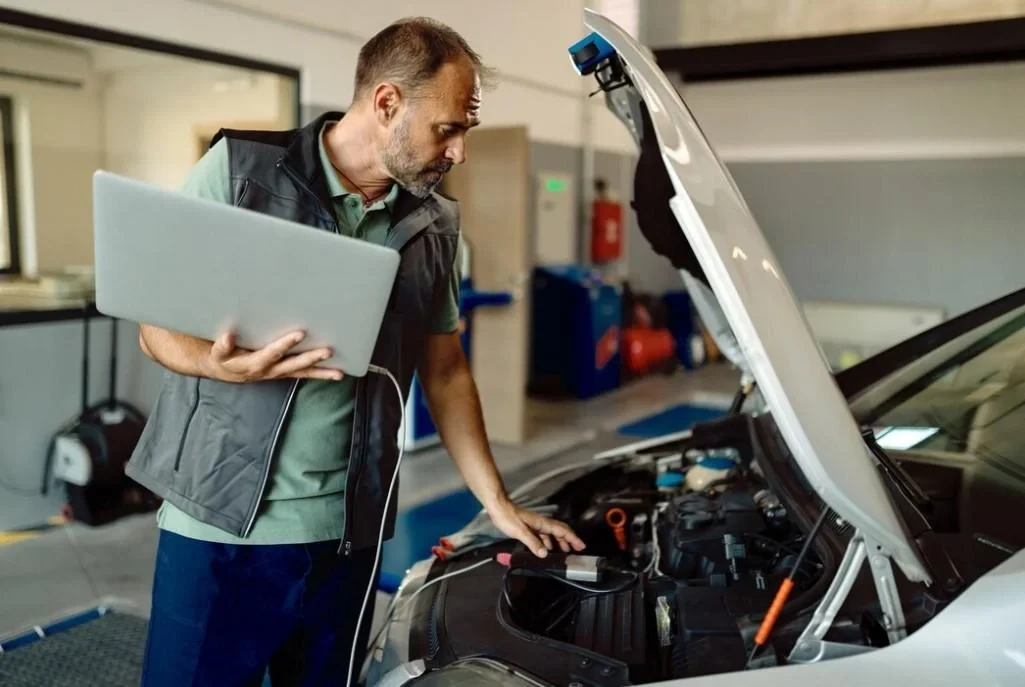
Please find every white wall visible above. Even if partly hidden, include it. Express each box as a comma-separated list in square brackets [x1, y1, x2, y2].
[643, 0, 1025, 48]
[679, 61, 1025, 163]
[665, 60, 1025, 316]
[101, 60, 294, 190]
[4, 0, 637, 154]
[619, 54, 1025, 303]
[728, 157, 1025, 318]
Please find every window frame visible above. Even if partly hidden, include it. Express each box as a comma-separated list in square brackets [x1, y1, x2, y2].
[0, 95, 19, 275]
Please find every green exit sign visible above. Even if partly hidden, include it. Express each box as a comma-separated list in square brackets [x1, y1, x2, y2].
[545, 178, 567, 193]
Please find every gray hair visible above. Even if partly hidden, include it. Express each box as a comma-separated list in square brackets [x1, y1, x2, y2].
[353, 17, 495, 102]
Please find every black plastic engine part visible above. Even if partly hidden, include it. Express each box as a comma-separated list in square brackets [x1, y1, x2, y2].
[675, 492, 764, 533]
[670, 585, 775, 678]
[663, 492, 768, 581]
[416, 548, 634, 687]
[573, 582, 647, 668]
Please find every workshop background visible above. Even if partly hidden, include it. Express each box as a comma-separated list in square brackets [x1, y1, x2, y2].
[1, 0, 1023, 684]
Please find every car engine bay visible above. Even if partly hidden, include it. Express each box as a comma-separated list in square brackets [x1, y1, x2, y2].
[498, 438, 835, 683]
[380, 409, 1018, 687]
[393, 417, 915, 686]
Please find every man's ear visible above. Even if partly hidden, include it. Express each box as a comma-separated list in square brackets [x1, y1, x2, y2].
[372, 82, 402, 125]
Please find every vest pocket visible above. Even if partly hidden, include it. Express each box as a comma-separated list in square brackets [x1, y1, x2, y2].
[173, 397, 255, 518]
[172, 385, 201, 473]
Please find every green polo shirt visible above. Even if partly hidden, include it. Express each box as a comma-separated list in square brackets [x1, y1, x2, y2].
[156, 121, 460, 545]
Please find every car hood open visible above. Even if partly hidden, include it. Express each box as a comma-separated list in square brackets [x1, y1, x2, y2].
[579, 9, 929, 583]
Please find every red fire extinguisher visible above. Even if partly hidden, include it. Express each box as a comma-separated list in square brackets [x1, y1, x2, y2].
[591, 178, 623, 264]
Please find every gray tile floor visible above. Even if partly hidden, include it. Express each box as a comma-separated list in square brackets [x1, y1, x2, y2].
[0, 364, 738, 641]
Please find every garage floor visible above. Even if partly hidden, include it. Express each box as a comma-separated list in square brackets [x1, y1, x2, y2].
[0, 365, 738, 675]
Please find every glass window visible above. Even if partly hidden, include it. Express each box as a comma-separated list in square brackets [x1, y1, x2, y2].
[852, 304, 1025, 465]
[0, 20, 299, 280]
[848, 303, 1025, 551]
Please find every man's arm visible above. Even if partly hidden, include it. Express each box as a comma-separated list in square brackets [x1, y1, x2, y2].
[419, 331, 585, 557]
[141, 326, 340, 383]
[139, 325, 218, 377]
[418, 332, 506, 507]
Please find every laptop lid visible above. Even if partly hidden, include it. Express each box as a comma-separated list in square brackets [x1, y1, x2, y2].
[92, 170, 400, 378]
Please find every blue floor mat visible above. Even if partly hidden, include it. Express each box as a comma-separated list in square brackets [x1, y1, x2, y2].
[0, 611, 147, 687]
[379, 489, 481, 592]
[617, 403, 726, 438]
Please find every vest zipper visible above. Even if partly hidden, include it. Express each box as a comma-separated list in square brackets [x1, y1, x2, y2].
[242, 379, 300, 538]
[339, 375, 366, 557]
[277, 157, 436, 554]
[338, 231, 429, 557]
[279, 157, 369, 554]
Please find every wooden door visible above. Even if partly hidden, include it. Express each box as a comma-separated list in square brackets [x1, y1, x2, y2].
[444, 126, 531, 445]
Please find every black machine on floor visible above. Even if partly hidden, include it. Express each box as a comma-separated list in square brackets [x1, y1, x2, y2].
[44, 310, 158, 526]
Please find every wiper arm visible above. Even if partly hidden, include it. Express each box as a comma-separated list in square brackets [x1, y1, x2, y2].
[861, 427, 934, 514]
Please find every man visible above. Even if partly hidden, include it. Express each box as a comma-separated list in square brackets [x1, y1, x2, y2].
[130, 17, 585, 687]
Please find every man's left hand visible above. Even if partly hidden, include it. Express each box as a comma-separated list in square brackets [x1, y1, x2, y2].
[487, 497, 586, 558]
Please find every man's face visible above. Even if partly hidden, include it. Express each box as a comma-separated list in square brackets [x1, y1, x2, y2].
[380, 58, 481, 198]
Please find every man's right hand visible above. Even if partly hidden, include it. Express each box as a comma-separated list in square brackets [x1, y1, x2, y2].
[203, 330, 344, 383]
[138, 323, 344, 383]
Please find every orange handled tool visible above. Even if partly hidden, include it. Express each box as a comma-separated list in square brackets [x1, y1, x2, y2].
[746, 508, 831, 669]
[753, 578, 794, 647]
[605, 507, 628, 551]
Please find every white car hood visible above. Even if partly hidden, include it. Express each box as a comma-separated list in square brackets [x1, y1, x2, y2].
[584, 9, 929, 583]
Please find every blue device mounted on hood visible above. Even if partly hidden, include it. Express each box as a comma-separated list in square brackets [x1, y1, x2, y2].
[568, 31, 616, 75]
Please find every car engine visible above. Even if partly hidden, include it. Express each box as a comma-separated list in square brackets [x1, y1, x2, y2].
[500, 446, 832, 683]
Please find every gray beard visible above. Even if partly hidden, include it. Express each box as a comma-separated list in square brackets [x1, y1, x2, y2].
[382, 119, 451, 198]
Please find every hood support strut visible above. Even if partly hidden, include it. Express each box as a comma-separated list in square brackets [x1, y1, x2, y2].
[789, 528, 908, 663]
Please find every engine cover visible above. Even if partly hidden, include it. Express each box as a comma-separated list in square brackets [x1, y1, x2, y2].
[573, 582, 647, 667]
[670, 584, 774, 677]
[662, 491, 768, 583]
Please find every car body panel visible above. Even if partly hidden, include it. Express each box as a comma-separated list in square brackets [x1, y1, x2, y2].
[583, 9, 929, 583]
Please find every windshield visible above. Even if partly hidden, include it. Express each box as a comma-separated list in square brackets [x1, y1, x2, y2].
[848, 302, 1025, 552]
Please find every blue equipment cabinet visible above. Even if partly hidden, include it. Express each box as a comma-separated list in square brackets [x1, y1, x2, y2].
[662, 289, 699, 369]
[402, 239, 513, 451]
[529, 265, 622, 400]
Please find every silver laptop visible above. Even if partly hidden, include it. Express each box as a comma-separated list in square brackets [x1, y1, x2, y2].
[92, 170, 400, 378]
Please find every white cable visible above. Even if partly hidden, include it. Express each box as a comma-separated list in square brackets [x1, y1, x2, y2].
[645, 502, 669, 578]
[347, 363, 405, 687]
